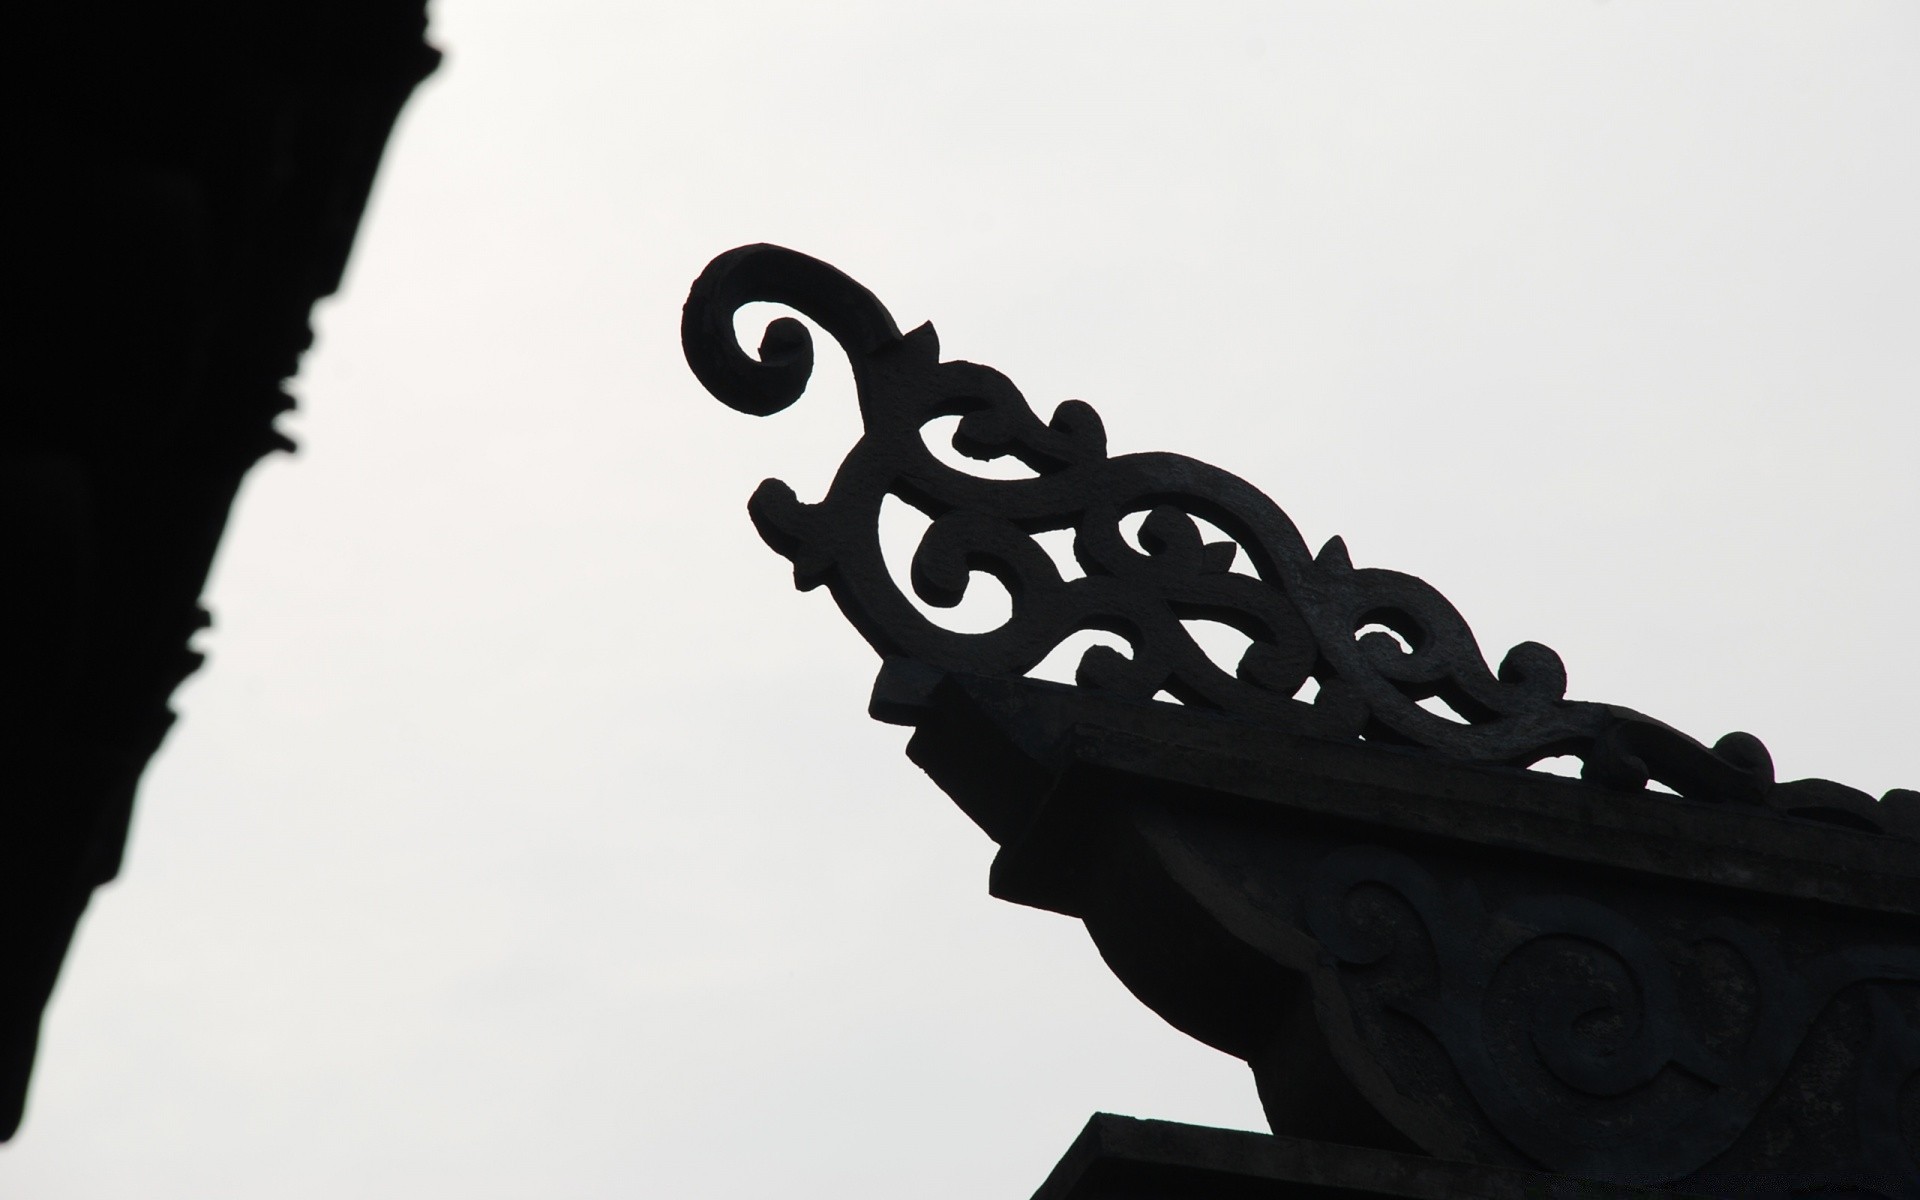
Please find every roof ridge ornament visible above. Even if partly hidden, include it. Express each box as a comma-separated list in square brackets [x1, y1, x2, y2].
[685, 243, 1916, 841]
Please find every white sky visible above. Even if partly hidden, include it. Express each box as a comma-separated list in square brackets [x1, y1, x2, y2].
[6, 3, 1917, 1196]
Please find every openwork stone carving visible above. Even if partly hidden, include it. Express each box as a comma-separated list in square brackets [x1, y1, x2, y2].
[684, 243, 1917, 840]
[689, 246, 1920, 1194]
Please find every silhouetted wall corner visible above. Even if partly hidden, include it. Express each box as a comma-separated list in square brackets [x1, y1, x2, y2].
[686, 245, 1920, 1198]
[2, 2, 438, 1143]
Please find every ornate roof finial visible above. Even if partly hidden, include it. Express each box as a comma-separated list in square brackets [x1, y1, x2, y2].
[686, 243, 1917, 840]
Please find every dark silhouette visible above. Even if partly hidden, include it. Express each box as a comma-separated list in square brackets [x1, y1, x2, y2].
[4, 4, 435, 1141]
[687, 244, 1920, 1197]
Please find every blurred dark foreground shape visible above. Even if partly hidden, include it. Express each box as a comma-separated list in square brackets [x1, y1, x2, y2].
[686, 243, 1920, 1199]
[4, 3, 436, 1141]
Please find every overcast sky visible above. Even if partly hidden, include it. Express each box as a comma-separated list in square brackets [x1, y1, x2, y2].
[7, 3, 1918, 1196]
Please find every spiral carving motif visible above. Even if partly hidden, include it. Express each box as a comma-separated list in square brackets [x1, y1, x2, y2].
[685, 243, 1917, 838]
[1305, 845, 1920, 1191]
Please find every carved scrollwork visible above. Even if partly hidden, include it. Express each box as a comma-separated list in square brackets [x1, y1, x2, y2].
[1305, 845, 1920, 1191]
[684, 243, 1918, 839]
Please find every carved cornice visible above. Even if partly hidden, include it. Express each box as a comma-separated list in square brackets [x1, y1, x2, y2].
[904, 673, 1920, 1194]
